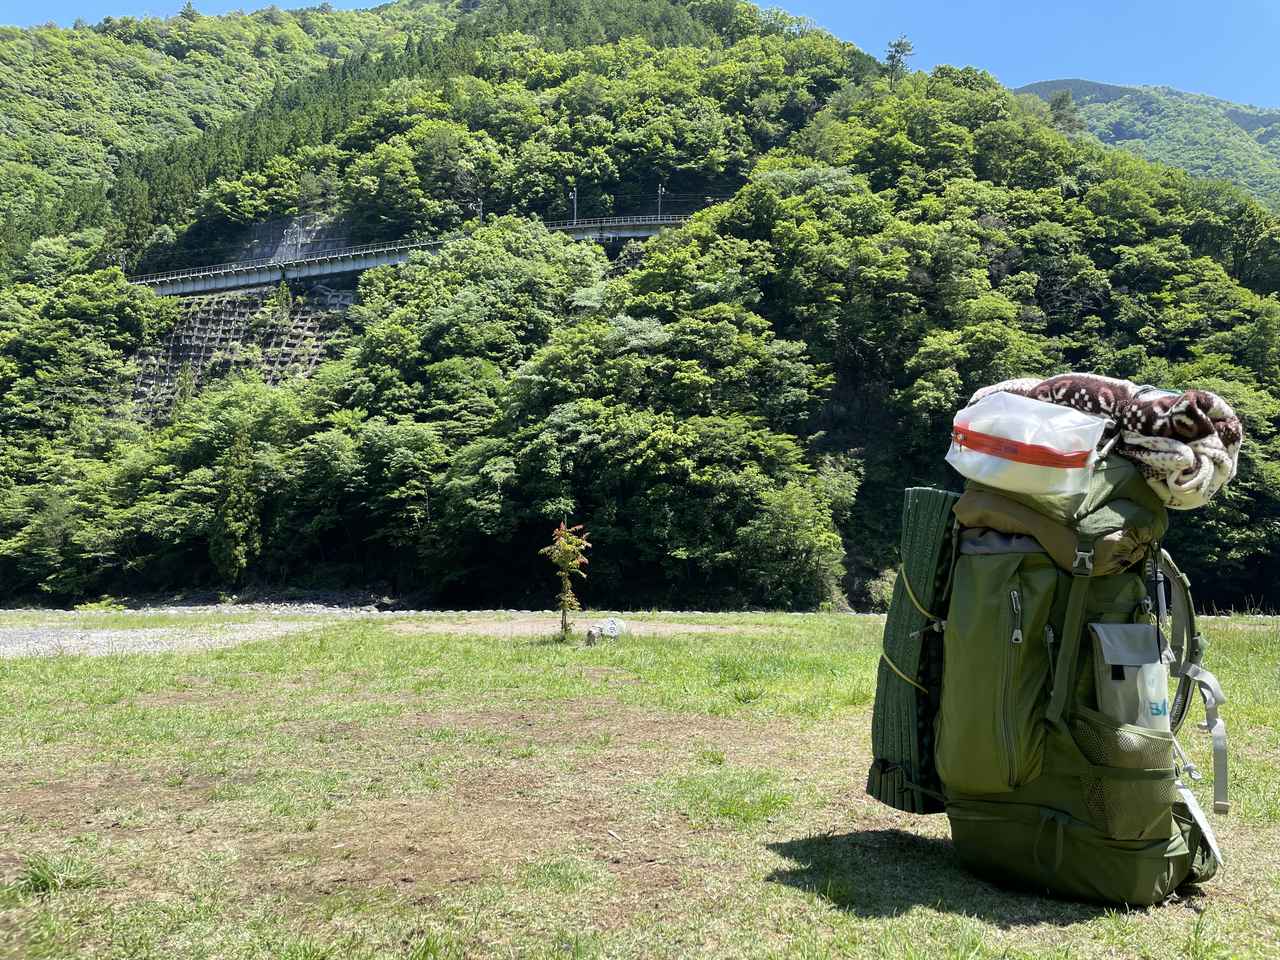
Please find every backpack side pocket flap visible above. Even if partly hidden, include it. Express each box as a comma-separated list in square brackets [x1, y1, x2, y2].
[1091, 623, 1160, 666]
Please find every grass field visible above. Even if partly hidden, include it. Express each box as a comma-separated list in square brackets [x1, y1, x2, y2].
[0, 609, 1277, 959]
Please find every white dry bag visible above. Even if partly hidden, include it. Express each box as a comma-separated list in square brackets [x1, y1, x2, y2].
[946, 391, 1108, 497]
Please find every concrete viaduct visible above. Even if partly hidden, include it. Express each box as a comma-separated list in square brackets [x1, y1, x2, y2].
[129, 215, 690, 297]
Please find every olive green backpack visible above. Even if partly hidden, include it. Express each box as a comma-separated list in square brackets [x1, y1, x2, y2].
[868, 456, 1228, 906]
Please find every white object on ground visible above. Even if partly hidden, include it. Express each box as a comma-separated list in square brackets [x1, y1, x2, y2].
[597, 617, 628, 639]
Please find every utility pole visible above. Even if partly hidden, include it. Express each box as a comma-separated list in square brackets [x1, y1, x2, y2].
[657, 183, 666, 218]
[569, 186, 578, 224]
[469, 197, 483, 222]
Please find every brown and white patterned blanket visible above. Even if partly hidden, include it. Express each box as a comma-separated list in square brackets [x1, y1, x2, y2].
[972, 373, 1243, 510]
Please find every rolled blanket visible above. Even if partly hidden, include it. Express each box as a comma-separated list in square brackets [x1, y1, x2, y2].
[971, 373, 1243, 510]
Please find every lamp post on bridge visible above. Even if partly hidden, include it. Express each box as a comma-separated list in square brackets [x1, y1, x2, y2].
[569, 186, 578, 224]
[657, 183, 666, 218]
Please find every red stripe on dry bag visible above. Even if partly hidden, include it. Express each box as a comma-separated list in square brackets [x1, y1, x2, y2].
[951, 423, 1092, 469]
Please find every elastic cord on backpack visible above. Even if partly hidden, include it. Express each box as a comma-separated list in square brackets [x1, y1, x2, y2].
[899, 565, 944, 624]
[885, 565, 944, 694]
[880, 648, 927, 693]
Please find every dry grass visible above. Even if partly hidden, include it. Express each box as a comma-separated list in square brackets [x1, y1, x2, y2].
[0, 611, 1275, 959]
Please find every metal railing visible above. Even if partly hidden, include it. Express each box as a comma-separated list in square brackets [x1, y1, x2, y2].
[546, 214, 691, 229]
[129, 213, 694, 287]
[129, 237, 442, 284]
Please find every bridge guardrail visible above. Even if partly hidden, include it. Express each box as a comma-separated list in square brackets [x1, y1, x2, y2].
[129, 214, 693, 287]
[129, 238, 441, 284]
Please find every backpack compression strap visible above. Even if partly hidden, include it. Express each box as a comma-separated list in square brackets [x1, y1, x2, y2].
[1161, 550, 1230, 815]
[1045, 541, 1094, 728]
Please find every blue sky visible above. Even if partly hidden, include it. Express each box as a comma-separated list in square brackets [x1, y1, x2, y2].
[3, 0, 1279, 107]
[779, 0, 1280, 107]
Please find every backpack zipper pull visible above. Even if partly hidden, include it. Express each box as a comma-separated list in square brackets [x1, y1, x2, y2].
[1044, 623, 1056, 682]
[1010, 590, 1024, 644]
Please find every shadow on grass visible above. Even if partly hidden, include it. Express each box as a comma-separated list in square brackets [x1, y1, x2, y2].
[766, 829, 1112, 927]
[527, 632, 576, 647]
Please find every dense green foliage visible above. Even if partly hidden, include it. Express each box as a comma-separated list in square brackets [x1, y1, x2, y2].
[0, 0, 457, 269]
[0, 1, 1277, 610]
[1020, 79, 1280, 210]
[0, 0, 875, 273]
[145, 23, 872, 267]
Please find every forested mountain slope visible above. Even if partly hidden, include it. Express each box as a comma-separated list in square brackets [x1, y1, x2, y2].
[1, 0, 1278, 610]
[0, 0, 456, 265]
[1019, 79, 1280, 209]
[137, 23, 873, 270]
[0, 0, 830, 276]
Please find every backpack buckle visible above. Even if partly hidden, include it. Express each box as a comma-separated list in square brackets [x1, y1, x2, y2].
[1072, 549, 1094, 576]
[1188, 632, 1205, 664]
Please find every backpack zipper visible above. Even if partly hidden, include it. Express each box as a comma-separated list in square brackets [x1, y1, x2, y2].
[1044, 623, 1056, 685]
[1004, 588, 1023, 787]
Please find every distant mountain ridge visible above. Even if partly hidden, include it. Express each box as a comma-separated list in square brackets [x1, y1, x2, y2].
[1019, 78, 1280, 208]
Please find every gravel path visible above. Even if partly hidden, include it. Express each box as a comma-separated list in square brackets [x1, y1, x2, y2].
[0, 604, 379, 658]
[0, 620, 321, 658]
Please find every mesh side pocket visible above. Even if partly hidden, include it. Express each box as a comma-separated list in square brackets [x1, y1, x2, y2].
[1072, 709, 1175, 840]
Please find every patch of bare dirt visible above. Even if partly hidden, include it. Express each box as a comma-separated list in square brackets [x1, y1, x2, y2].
[131, 687, 262, 709]
[1, 768, 235, 835]
[0, 852, 24, 886]
[580, 665, 643, 684]
[247, 758, 716, 905]
[402, 699, 806, 771]
[178, 699, 812, 906]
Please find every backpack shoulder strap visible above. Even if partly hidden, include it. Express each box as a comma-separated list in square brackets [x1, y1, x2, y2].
[1162, 549, 1199, 676]
[1162, 549, 1230, 815]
